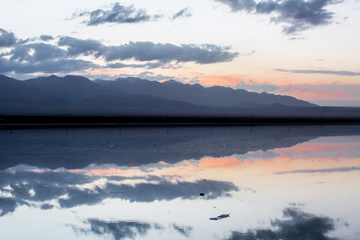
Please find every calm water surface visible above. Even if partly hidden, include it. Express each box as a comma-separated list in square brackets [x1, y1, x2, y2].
[0, 125, 359, 240]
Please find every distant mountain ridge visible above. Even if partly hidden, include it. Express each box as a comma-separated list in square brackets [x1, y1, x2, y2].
[94, 77, 315, 107]
[2, 74, 345, 117]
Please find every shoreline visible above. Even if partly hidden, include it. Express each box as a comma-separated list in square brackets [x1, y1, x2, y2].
[1, 115, 360, 129]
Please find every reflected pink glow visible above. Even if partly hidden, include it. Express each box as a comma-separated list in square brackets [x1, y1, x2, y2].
[277, 143, 345, 153]
[67, 169, 86, 173]
[86, 168, 128, 176]
[13, 139, 358, 181]
[199, 157, 251, 168]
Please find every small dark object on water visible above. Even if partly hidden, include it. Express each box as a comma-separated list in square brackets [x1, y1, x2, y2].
[200, 193, 205, 196]
[209, 214, 230, 221]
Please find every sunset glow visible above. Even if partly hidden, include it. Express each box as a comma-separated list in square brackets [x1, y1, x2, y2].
[0, 0, 359, 105]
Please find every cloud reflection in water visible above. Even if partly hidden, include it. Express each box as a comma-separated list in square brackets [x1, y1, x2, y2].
[0, 164, 238, 216]
[70, 219, 195, 240]
[227, 208, 340, 240]
[69, 208, 342, 240]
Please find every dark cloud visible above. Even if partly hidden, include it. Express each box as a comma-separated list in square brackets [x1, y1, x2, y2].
[0, 198, 17, 216]
[172, 8, 192, 20]
[105, 61, 170, 69]
[40, 203, 54, 210]
[58, 36, 239, 64]
[0, 42, 94, 74]
[102, 42, 238, 64]
[58, 36, 104, 56]
[275, 166, 360, 174]
[10, 43, 66, 62]
[219, 0, 257, 12]
[0, 42, 98, 74]
[0, 57, 97, 74]
[16, 38, 30, 45]
[215, 0, 342, 34]
[105, 62, 129, 68]
[74, 2, 161, 26]
[39, 35, 54, 41]
[0, 28, 17, 47]
[274, 69, 360, 76]
[226, 208, 338, 240]
[0, 30, 238, 75]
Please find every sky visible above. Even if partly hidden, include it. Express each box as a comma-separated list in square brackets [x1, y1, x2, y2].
[0, 0, 359, 106]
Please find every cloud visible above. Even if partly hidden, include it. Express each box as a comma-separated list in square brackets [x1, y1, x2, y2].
[0, 198, 17, 217]
[234, 150, 280, 161]
[218, 0, 257, 12]
[288, 37, 305, 40]
[271, 82, 360, 103]
[275, 166, 360, 174]
[274, 69, 360, 76]
[172, 8, 192, 20]
[0, 28, 17, 47]
[226, 208, 338, 240]
[0, 32, 237, 75]
[58, 36, 104, 56]
[73, 2, 161, 26]
[0, 40, 98, 74]
[105, 61, 179, 70]
[39, 35, 54, 41]
[215, 0, 342, 34]
[240, 50, 255, 56]
[102, 42, 238, 64]
[0, 56, 97, 74]
[234, 80, 281, 92]
[10, 43, 66, 62]
[135, 71, 186, 81]
[58, 36, 239, 64]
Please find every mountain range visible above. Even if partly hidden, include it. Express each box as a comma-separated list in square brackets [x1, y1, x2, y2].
[1, 74, 359, 117]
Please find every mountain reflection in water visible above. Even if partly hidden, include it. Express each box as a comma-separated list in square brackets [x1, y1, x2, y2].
[0, 125, 359, 240]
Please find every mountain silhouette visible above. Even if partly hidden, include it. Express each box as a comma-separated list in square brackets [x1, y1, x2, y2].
[2, 74, 359, 117]
[95, 77, 314, 107]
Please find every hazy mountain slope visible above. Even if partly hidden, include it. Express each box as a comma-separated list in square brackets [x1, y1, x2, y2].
[0, 74, 323, 116]
[96, 77, 315, 107]
[23, 75, 105, 101]
[0, 75, 50, 101]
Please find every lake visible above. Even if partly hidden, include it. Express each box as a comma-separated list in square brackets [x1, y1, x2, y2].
[0, 125, 359, 240]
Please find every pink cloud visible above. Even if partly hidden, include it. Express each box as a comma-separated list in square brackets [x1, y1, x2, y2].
[198, 75, 245, 87]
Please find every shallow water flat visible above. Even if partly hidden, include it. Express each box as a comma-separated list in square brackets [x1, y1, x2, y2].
[0, 125, 359, 240]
